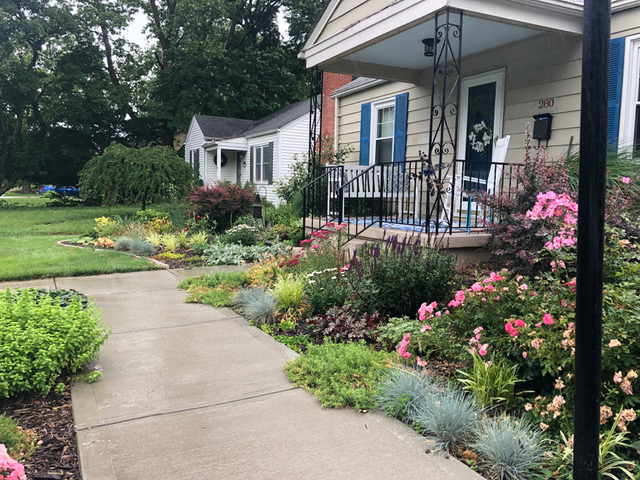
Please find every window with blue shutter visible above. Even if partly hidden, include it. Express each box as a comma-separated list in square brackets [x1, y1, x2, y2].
[358, 94, 409, 166]
[608, 37, 625, 149]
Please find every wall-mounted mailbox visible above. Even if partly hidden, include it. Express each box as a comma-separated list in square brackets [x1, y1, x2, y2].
[533, 113, 553, 148]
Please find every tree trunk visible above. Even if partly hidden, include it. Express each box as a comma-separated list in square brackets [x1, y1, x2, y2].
[20, 181, 34, 194]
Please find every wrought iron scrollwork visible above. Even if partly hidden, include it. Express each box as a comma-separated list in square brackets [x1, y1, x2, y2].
[308, 68, 323, 178]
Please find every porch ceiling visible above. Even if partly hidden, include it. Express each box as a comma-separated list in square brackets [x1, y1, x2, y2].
[301, 0, 583, 83]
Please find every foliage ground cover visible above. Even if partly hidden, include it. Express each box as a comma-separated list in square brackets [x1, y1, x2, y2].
[284, 341, 392, 410]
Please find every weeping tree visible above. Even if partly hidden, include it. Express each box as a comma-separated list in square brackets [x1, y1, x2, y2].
[78, 144, 192, 210]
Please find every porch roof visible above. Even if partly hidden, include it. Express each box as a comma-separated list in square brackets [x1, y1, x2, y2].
[300, 0, 590, 82]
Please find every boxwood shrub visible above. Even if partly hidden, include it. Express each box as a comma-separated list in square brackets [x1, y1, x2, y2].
[0, 288, 110, 397]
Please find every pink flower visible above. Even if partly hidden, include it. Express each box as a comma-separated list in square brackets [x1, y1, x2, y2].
[516, 275, 524, 282]
[421, 324, 432, 332]
[435, 311, 441, 318]
[448, 299, 461, 308]
[455, 290, 466, 303]
[614, 371, 623, 384]
[542, 313, 554, 325]
[609, 339, 621, 348]
[621, 176, 631, 184]
[489, 272, 503, 282]
[445, 310, 450, 315]
[470, 282, 482, 292]
[514, 319, 526, 328]
[522, 351, 528, 359]
[484, 284, 495, 293]
[397, 333, 412, 359]
[620, 380, 633, 395]
[520, 284, 528, 291]
[478, 344, 488, 356]
[300, 239, 313, 245]
[416, 356, 428, 367]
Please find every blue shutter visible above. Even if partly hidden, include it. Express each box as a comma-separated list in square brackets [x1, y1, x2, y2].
[359, 103, 371, 165]
[608, 37, 625, 149]
[393, 93, 409, 163]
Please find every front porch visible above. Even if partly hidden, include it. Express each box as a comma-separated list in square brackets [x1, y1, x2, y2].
[299, 0, 583, 244]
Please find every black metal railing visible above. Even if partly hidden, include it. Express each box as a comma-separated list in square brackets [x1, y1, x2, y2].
[301, 158, 519, 242]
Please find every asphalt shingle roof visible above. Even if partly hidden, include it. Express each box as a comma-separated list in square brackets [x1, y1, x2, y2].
[194, 97, 313, 141]
[194, 115, 256, 140]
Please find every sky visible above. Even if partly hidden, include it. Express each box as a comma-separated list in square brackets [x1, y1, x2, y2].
[121, 8, 290, 49]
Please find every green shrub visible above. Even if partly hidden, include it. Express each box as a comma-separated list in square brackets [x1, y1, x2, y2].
[0, 289, 110, 397]
[134, 208, 169, 223]
[0, 414, 34, 459]
[178, 271, 249, 306]
[345, 234, 457, 317]
[284, 341, 391, 410]
[234, 288, 277, 324]
[203, 242, 289, 265]
[219, 224, 259, 246]
[303, 268, 349, 315]
[270, 274, 305, 311]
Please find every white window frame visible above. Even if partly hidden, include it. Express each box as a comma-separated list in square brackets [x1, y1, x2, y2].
[253, 144, 269, 184]
[618, 34, 640, 151]
[369, 98, 395, 165]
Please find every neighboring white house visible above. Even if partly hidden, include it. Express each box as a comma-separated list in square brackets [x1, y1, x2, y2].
[183, 98, 313, 205]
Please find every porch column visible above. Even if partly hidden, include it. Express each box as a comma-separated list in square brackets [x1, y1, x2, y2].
[428, 8, 463, 234]
[308, 67, 323, 178]
[216, 148, 222, 181]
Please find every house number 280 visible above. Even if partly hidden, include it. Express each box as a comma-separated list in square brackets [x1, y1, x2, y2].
[538, 98, 554, 108]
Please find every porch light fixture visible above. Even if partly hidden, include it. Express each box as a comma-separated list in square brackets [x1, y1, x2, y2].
[422, 38, 438, 57]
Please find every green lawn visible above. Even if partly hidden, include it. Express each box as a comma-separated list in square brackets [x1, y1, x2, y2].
[0, 204, 159, 281]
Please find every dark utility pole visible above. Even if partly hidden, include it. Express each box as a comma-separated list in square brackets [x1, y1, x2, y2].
[573, 0, 610, 477]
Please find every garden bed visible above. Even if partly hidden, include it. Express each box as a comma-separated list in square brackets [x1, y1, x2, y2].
[0, 381, 79, 480]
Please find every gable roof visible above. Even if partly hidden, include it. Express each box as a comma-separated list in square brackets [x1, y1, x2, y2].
[194, 115, 256, 140]
[331, 77, 386, 98]
[193, 97, 313, 143]
[244, 97, 312, 138]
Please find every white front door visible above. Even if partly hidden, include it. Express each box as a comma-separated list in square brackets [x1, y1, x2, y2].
[457, 70, 505, 201]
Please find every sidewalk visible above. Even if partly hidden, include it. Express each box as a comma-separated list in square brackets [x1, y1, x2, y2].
[2, 269, 482, 480]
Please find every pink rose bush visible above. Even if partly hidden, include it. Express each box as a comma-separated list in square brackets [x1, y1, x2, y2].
[0, 445, 25, 480]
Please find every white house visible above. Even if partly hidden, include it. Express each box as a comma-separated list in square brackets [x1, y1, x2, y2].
[183, 98, 314, 205]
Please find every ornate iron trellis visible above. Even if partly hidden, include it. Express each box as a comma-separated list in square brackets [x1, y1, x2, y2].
[427, 8, 463, 233]
[308, 68, 323, 178]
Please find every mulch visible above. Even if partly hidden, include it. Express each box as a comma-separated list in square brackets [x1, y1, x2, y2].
[0, 381, 79, 480]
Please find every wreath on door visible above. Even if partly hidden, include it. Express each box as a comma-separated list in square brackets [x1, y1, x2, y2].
[214, 152, 228, 167]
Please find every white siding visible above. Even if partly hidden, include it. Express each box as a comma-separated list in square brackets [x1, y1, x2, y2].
[276, 113, 312, 205]
[247, 134, 279, 206]
[183, 117, 206, 180]
[336, 31, 583, 166]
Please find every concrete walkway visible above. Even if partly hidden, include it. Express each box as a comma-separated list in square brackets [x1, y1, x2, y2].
[1, 269, 482, 480]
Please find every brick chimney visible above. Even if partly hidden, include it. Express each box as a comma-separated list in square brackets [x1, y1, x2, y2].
[321, 72, 352, 142]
